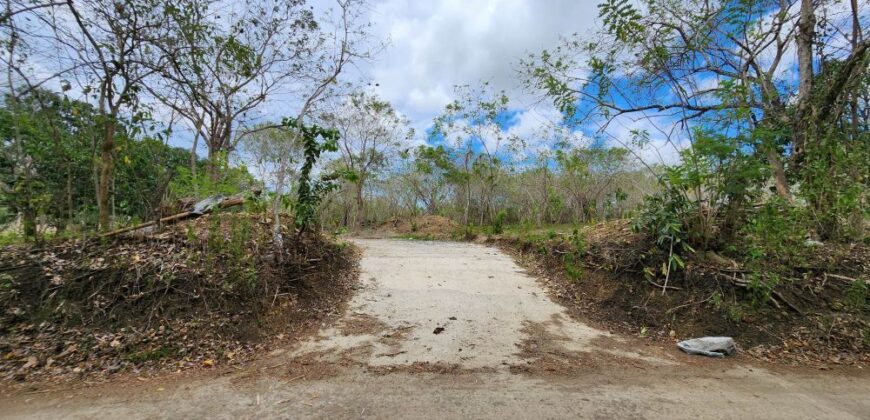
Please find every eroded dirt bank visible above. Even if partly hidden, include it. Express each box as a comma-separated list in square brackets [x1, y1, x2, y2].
[1, 239, 868, 419]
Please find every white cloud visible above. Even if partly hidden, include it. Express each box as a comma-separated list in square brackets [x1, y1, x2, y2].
[602, 114, 687, 167]
[359, 0, 600, 126]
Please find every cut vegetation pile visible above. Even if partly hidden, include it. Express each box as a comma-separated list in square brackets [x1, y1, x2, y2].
[492, 220, 870, 367]
[0, 213, 358, 384]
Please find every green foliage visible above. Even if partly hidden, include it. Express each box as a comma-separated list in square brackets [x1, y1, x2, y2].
[569, 228, 586, 254]
[555, 146, 631, 222]
[201, 213, 258, 293]
[0, 89, 220, 238]
[524, 0, 868, 266]
[491, 210, 507, 234]
[631, 125, 784, 261]
[168, 152, 254, 200]
[561, 228, 587, 281]
[0, 90, 94, 237]
[598, 0, 643, 43]
[282, 118, 342, 230]
[562, 253, 584, 281]
[740, 199, 807, 263]
[632, 173, 690, 251]
[797, 128, 868, 241]
[0, 231, 21, 246]
[431, 83, 514, 225]
[844, 280, 868, 311]
[747, 272, 779, 309]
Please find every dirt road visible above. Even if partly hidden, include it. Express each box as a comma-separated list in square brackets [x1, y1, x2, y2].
[2, 239, 869, 419]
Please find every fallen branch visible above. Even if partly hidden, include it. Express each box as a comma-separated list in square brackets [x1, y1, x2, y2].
[646, 277, 682, 291]
[713, 270, 803, 314]
[98, 196, 246, 238]
[825, 273, 870, 286]
[0, 264, 29, 272]
[771, 290, 803, 315]
[666, 292, 716, 315]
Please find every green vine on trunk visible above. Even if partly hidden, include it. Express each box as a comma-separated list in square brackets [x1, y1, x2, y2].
[281, 118, 341, 231]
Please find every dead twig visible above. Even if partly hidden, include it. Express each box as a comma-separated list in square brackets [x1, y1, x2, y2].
[826, 273, 869, 285]
[646, 277, 682, 291]
[661, 236, 674, 295]
[771, 290, 803, 314]
[666, 292, 716, 315]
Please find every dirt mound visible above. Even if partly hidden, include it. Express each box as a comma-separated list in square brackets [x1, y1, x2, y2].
[376, 215, 458, 239]
[0, 213, 359, 385]
[491, 220, 870, 367]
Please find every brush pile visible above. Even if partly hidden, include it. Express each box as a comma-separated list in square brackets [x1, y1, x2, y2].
[0, 213, 358, 383]
[493, 220, 870, 367]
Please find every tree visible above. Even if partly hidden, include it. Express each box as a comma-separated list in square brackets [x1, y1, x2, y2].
[403, 145, 460, 216]
[556, 146, 630, 223]
[239, 123, 304, 233]
[522, 0, 869, 241]
[0, 89, 204, 238]
[149, 0, 324, 179]
[322, 91, 411, 228]
[268, 0, 377, 249]
[432, 83, 515, 225]
[61, 0, 172, 230]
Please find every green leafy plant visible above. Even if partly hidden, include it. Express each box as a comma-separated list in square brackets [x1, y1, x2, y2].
[282, 118, 343, 231]
[491, 210, 507, 235]
[561, 228, 587, 281]
[845, 280, 868, 311]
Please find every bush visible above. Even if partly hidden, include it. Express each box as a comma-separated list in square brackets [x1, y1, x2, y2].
[490, 209, 507, 235]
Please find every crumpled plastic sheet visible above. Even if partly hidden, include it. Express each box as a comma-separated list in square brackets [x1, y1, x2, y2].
[677, 336, 736, 357]
[191, 195, 225, 215]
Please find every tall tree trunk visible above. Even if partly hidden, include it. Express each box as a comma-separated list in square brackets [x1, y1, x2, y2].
[97, 118, 116, 230]
[463, 153, 471, 226]
[207, 117, 234, 182]
[793, 0, 816, 162]
[21, 206, 36, 239]
[355, 181, 365, 229]
[272, 155, 288, 262]
[206, 146, 216, 182]
[67, 165, 74, 229]
[191, 119, 202, 195]
[766, 148, 791, 200]
[849, 0, 862, 140]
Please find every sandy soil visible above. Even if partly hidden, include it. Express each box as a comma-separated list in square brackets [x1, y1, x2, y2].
[1, 239, 869, 419]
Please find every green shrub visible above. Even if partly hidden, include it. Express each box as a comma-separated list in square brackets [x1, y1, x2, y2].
[490, 210, 507, 235]
[739, 199, 807, 263]
[845, 280, 868, 311]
